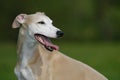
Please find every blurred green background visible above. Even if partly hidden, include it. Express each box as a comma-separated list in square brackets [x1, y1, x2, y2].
[0, 0, 120, 80]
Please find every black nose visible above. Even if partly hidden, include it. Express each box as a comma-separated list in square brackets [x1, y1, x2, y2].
[56, 31, 64, 38]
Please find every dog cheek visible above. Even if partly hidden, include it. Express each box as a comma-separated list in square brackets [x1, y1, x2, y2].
[28, 26, 37, 37]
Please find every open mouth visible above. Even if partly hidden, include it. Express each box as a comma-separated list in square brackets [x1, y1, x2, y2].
[34, 34, 59, 51]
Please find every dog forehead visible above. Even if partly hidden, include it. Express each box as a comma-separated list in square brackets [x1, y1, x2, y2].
[25, 12, 52, 24]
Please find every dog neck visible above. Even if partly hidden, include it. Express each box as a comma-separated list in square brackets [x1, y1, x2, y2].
[17, 26, 53, 66]
[17, 26, 39, 66]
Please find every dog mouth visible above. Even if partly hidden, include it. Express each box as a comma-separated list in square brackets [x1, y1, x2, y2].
[34, 34, 59, 51]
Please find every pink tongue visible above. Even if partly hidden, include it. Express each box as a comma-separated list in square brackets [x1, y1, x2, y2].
[42, 36, 59, 50]
[45, 41, 59, 50]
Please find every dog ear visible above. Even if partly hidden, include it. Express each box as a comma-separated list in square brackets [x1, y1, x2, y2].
[12, 14, 27, 28]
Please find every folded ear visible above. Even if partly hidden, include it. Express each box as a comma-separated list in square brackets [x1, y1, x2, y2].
[12, 14, 27, 28]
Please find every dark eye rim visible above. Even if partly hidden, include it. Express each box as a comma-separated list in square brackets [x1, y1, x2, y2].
[38, 21, 45, 24]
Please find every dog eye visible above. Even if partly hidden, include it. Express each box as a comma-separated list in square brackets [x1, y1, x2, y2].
[38, 21, 45, 24]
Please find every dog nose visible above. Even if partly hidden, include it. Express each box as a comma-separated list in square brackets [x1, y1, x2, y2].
[56, 31, 64, 38]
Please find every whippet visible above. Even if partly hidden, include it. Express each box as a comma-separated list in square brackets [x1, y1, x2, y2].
[12, 12, 108, 80]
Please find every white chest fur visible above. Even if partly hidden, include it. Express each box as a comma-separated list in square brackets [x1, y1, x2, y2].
[15, 33, 38, 80]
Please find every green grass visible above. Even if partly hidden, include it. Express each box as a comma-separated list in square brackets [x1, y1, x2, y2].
[0, 42, 120, 80]
[0, 43, 17, 80]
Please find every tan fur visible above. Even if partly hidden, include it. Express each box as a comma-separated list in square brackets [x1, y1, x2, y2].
[13, 12, 108, 80]
[26, 44, 108, 80]
[17, 27, 26, 54]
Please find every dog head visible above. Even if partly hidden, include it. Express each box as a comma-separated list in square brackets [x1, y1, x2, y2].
[12, 12, 64, 51]
[12, 12, 63, 38]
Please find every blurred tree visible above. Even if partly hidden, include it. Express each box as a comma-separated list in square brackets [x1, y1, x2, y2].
[94, 0, 113, 40]
[0, 0, 120, 42]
